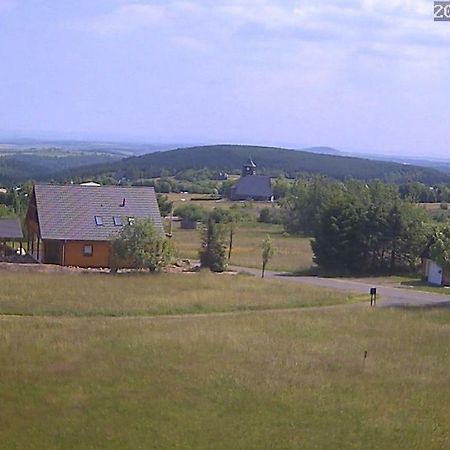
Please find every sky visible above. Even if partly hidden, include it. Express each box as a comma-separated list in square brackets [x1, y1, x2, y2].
[1, 0, 450, 157]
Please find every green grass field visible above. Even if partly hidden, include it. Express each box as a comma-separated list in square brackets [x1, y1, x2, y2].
[171, 221, 313, 273]
[0, 281, 449, 449]
[165, 194, 314, 273]
[166, 193, 271, 213]
[0, 272, 355, 317]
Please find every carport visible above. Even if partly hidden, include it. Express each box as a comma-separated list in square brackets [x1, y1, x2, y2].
[0, 218, 24, 257]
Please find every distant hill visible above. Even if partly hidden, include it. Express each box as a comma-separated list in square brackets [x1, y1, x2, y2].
[302, 146, 342, 156]
[0, 139, 190, 156]
[0, 149, 123, 185]
[60, 144, 450, 185]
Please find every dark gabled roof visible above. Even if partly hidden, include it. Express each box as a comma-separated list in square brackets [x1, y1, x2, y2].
[0, 218, 23, 239]
[232, 175, 273, 199]
[33, 184, 163, 241]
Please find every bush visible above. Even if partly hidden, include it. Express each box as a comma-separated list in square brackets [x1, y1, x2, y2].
[157, 194, 173, 217]
[258, 207, 282, 224]
[111, 219, 174, 272]
[174, 204, 207, 222]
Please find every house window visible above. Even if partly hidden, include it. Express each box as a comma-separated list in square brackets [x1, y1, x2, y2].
[128, 217, 135, 225]
[113, 216, 123, 226]
[83, 244, 93, 257]
[95, 216, 103, 226]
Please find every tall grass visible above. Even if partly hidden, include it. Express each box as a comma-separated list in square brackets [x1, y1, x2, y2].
[0, 307, 449, 449]
[0, 271, 354, 317]
[171, 221, 313, 272]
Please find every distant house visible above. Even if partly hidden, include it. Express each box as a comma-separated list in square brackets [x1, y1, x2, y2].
[25, 184, 163, 268]
[231, 159, 273, 201]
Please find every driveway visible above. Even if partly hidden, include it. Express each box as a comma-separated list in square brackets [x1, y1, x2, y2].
[230, 266, 450, 308]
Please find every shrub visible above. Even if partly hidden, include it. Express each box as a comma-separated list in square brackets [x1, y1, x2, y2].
[111, 219, 174, 272]
[174, 204, 207, 222]
[258, 207, 282, 224]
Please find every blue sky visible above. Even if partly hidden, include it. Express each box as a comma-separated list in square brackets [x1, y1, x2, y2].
[0, 0, 449, 156]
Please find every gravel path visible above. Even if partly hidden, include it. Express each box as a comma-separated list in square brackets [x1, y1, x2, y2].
[231, 266, 450, 308]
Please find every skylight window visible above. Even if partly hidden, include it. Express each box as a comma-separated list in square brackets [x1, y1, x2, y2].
[95, 216, 103, 226]
[113, 216, 123, 226]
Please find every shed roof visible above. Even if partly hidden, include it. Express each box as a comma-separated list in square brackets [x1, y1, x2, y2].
[33, 184, 163, 241]
[0, 218, 24, 239]
[232, 175, 273, 199]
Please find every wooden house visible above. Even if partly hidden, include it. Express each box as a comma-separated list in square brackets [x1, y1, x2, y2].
[25, 184, 163, 268]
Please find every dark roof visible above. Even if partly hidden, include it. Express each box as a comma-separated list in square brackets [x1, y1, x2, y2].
[232, 175, 273, 199]
[33, 184, 163, 241]
[0, 218, 23, 239]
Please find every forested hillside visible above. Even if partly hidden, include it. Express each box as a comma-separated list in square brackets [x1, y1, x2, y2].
[63, 145, 450, 184]
[0, 150, 122, 185]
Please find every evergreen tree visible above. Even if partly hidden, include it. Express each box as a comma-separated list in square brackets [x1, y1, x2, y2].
[199, 215, 227, 272]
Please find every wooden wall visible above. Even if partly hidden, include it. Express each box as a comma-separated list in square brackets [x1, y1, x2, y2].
[63, 241, 111, 268]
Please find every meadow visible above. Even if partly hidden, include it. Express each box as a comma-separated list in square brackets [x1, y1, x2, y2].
[165, 193, 314, 273]
[171, 221, 313, 273]
[0, 271, 354, 317]
[0, 286, 449, 449]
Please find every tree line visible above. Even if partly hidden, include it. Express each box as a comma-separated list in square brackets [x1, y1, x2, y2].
[279, 177, 433, 274]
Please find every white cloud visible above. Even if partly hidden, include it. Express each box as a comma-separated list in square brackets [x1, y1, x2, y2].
[67, 0, 450, 75]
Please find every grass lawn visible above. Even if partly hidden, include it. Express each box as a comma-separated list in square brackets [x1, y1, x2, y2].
[171, 221, 313, 273]
[166, 193, 273, 214]
[1, 302, 449, 449]
[349, 275, 450, 296]
[0, 272, 356, 317]
[399, 279, 450, 295]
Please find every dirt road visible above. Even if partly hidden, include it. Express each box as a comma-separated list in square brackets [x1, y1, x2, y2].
[231, 266, 450, 308]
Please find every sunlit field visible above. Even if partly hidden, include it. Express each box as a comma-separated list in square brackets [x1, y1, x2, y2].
[170, 221, 314, 273]
[1, 299, 449, 449]
[166, 193, 272, 214]
[0, 272, 354, 317]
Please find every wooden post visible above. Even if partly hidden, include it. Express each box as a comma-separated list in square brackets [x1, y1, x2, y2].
[370, 287, 377, 306]
[168, 204, 174, 237]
